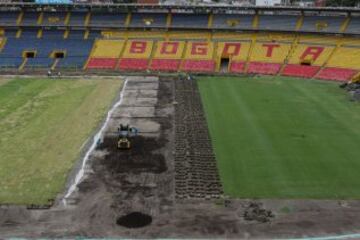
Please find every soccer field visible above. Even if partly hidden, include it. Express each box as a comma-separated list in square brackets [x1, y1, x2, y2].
[198, 76, 360, 199]
[0, 78, 123, 205]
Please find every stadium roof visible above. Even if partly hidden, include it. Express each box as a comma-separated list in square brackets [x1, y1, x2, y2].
[0, 2, 359, 13]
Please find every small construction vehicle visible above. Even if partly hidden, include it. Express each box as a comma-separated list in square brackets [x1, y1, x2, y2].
[351, 72, 360, 83]
[118, 124, 138, 149]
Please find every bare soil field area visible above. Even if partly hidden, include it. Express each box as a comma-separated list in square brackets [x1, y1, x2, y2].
[1, 76, 360, 239]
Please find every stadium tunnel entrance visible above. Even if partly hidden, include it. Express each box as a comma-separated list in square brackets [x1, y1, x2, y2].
[23, 51, 36, 59]
[300, 59, 313, 66]
[220, 57, 230, 72]
[52, 51, 65, 59]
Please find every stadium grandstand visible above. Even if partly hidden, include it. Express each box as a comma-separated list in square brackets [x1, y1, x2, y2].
[0, 3, 359, 81]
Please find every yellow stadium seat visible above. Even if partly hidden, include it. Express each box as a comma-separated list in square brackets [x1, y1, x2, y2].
[91, 39, 125, 58]
[250, 42, 291, 63]
[326, 47, 360, 69]
[217, 41, 250, 61]
[101, 31, 165, 39]
[153, 41, 185, 59]
[212, 32, 252, 41]
[256, 33, 295, 43]
[288, 44, 334, 66]
[168, 31, 210, 40]
[122, 40, 153, 59]
[87, 31, 360, 73]
[184, 41, 214, 60]
[127, 31, 165, 39]
[298, 35, 338, 45]
[341, 37, 360, 47]
[101, 31, 127, 39]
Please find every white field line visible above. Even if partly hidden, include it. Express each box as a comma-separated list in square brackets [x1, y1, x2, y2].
[62, 78, 129, 206]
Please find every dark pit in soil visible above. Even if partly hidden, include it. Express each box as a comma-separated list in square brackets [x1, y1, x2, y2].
[116, 212, 152, 228]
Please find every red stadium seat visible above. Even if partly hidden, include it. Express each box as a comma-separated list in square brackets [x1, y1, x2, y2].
[118, 58, 149, 70]
[150, 59, 180, 71]
[247, 62, 281, 75]
[181, 60, 215, 72]
[230, 61, 245, 73]
[316, 67, 358, 82]
[87, 58, 117, 69]
[282, 64, 320, 78]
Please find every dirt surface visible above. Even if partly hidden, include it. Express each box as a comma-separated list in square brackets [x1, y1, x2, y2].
[1, 76, 360, 239]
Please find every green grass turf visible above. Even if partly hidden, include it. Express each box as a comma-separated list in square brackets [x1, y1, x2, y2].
[198, 76, 360, 199]
[0, 78, 123, 204]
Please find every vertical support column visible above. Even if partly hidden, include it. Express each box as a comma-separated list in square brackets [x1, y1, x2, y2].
[51, 59, 59, 71]
[340, 13, 351, 33]
[37, 29, 43, 39]
[17, 11, 24, 25]
[19, 58, 27, 71]
[244, 34, 257, 73]
[252, 10, 259, 29]
[83, 39, 98, 70]
[16, 29, 22, 38]
[85, 11, 91, 27]
[278, 35, 299, 75]
[295, 11, 304, 31]
[148, 40, 157, 70]
[125, 12, 132, 28]
[317, 38, 343, 77]
[166, 11, 172, 28]
[64, 11, 71, 40]
[84, 30, 90, 40]
[37, 12, 44, 25]
[208, 12, 213, 28]
[213, 41, 220, 72]
[64, 29, 69, 39]
[179, 40, 188, 72]
[65, 11, 71, 25]
[115, 38, 128, 70]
